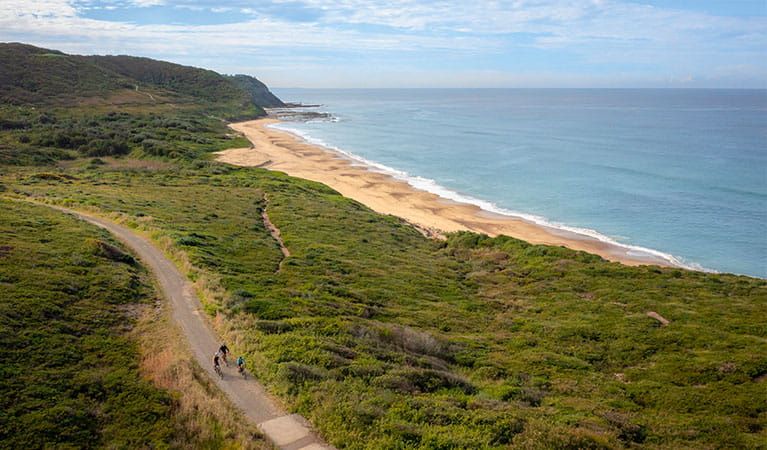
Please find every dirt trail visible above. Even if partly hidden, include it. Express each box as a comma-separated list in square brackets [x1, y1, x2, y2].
[261, 194, 290, 272]
[134, 84, 156, 102]
[49, 205, 334, 450]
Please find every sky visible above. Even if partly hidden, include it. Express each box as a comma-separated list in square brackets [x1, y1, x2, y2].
[1, 0, 765, 88]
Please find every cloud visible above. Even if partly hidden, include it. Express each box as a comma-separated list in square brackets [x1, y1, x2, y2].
[1, 0, 765, 87]
[3, 0, 78, 18]
[129, 0, 165, 6]
[0, 1, 492, 54]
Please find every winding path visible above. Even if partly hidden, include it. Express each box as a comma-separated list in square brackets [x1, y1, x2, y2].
[261, 194, 291, 273]
[52, 206, 334, 450]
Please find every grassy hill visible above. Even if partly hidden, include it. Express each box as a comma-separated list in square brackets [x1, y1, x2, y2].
[0, 43, 284, 165]
[0, 199, 265, 448]
[0, 43, 131, 105]
[0, 43, 279, 447]
[0, 43, 282, 112]
[0, 200, 175, 448]
[3, 161, 764, 449]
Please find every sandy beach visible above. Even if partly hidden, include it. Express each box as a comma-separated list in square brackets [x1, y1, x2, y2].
[220, 119, 673, 267]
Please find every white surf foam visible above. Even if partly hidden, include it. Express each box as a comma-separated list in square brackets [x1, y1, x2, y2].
[268, 122, 714, 273]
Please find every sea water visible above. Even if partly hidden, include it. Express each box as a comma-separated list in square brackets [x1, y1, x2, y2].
[270, 88, 767, 278]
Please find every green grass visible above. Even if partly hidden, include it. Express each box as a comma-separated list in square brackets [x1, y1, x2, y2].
[0, 199, 178, 448]
[0, 199, 268, 448]
[0, 105, 251, 165]
[5, 162, 765, 449]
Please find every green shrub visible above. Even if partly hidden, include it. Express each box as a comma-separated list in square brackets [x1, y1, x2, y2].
[245, 299, 292, 320]
[376, 368, 476, 394]
[88, 239, 136, 265]
[254, 320, 294, 334]
[281, 362, 327, 384]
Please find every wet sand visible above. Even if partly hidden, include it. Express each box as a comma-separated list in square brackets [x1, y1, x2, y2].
[219, 119, 673, 267]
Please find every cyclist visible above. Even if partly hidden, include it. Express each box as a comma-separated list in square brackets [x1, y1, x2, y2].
[236, 355, 245, 374]
[213, 353, 222, 377]
[218, 343, 230, 366]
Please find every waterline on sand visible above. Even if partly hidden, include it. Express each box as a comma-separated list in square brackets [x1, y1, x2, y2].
[268, 121, 710, 272]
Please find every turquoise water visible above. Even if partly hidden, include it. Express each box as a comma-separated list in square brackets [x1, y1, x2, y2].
[271, 89, 767, 277]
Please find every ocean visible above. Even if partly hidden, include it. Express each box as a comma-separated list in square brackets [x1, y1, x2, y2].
[270, 88, 767, 278]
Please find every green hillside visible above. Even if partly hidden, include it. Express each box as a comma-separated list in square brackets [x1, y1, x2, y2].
[4, 161, 765, 449]
[0, 43, 283, 165]
[0, 43, 282, 112]
[0, 107, 252, 165]
[0, 200, 175, 448]
[0, 43, 132, 105]
[227, 74, 285, 107]
[0, 200, 265, 449]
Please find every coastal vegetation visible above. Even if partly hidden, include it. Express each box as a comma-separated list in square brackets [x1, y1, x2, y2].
[0, 200, 265, 448]
[0, 106, 251, 164]
[0, 43, 275, 164]
[3, 161, 765, 449]
[0, 43, 283, 111]
[1, 43, 765, 448]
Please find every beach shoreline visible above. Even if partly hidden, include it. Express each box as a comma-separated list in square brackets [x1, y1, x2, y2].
[220, 118, 676, 268]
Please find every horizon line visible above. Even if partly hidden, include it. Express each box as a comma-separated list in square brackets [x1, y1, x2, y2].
[271, 86, 767, 90]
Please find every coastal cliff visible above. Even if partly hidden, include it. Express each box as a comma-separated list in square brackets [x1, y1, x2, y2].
[227, 74, 286, 108]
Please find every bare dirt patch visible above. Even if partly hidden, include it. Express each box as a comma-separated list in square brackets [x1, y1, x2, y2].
[646, 311, 670, 326]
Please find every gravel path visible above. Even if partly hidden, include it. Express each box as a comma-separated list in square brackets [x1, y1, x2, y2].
[53, 206, 334, 450]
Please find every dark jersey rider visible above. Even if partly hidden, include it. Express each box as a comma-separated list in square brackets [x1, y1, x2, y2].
[218, 343, 230, 365]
